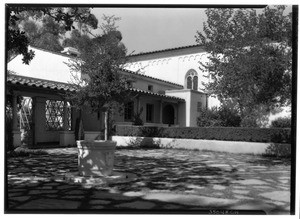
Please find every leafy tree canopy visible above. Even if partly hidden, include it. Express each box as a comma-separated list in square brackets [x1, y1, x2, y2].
[196, 6, 292, 119]
[66, 15, 131, 140]
[7, 6, 98, 64]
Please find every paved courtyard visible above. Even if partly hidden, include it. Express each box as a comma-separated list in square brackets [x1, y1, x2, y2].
[6, 147, 291, 214]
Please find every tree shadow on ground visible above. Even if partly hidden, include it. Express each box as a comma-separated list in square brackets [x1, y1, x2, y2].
[112, 153, 243, 192]
[245, 156, 291, 166]
[6, 148, 289, 213]
[7, 179, 248, 213]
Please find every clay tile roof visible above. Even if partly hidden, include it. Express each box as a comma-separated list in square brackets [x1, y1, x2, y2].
[7, 73, 77, 92]
[7, 72, 185, 101]
[129, 88, 185, 102]
[127, 44, 202, 57]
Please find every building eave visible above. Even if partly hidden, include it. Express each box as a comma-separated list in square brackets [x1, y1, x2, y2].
[6, 72, 77, 92]
[127, 44, 204, 57]
[130, 88, 185, 102]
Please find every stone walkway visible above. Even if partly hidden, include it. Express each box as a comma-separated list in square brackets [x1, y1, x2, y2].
[7, 148, 291, 214]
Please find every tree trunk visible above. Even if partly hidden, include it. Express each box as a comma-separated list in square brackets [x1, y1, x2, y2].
[78, 109, 84, 140]
[104, 111, 108, 141]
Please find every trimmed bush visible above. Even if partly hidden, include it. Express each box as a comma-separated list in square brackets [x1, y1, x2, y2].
[271, 117, 291, 128]
[115, 125, 291, 143]
[264, 143, 291, 157]
[197, 107, 222, 127]
[7, 147, 48, 158]
[197, 106, 241, 127]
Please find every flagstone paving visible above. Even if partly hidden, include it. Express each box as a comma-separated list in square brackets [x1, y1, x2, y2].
[6, 147, 291, 214]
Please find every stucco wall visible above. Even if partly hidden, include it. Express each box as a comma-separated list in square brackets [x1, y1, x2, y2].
[165, 90, 206, 127]
[8, 46, 79, 84]
[130, 75, 180, 93]
[165, 90, 190, 126]
[112, 136, 291, 155]
[125, 47, 210, 89]
[189, 91, 207, 127]
[125, 49, 220, 109]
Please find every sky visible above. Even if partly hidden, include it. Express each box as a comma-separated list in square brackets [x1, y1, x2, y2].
[90, 5, 292, 55]
[91, 7, 207, 54]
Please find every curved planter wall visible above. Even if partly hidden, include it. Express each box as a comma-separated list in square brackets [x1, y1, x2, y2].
[77, 140, 116, 176]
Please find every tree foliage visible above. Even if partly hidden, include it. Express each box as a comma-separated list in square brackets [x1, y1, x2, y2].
[67, 15, 131, 140]
[197, 106, 241, 127]
[196, 6, 292, 120]
[271, 116, 291, 128]
[62, 29, 93, 53]
[7, 6, 98, 64]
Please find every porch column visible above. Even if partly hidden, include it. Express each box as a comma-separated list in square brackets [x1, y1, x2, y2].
[159, 100, 163, 124]
[60, 101, 75, 147]
[136, 95, 140, 112]
[12, 93, 21, 147]
[63, 101, 69, 131]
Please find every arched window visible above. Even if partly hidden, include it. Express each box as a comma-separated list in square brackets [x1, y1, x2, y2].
[193, 76, 198, 91]
[187, 76, 192, 89]
[185, 69, 198, 90]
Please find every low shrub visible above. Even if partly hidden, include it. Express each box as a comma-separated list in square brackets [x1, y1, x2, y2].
[115, 125, 291, 143]
[264, 143, 291, 158]
[240, 115, 259, 128]
[271, 117, 291, 128]
[132, 107, 144, 126]
[218, 106, 241, 127]
[197, 107, 222, 127]
[197, 106, 241, 127]
[7, 147, 48, 158]
[137, 127, 164, 137]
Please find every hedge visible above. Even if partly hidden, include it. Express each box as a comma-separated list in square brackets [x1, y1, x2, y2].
[115, 126, 291, 143]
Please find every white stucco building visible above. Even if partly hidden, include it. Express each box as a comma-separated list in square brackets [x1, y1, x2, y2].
[6, 44, 291, 147]
[7, 45, 216, 147]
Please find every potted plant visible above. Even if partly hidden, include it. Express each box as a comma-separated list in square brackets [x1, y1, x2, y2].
[67, 15, 131, 177]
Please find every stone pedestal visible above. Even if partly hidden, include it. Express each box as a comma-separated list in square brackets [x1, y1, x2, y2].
[77, 140, 116, 176]
[12, 130, 21, 147]
[59, 131, 75, 146]
[84, 131, 103, 141]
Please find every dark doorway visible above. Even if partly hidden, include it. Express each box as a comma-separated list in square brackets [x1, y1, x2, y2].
[163, 104, 175, 125]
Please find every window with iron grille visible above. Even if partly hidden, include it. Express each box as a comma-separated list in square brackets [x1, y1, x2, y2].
[45, 100, 71, 131]
[146, 104, 154, 123]
[124, 101, 134, 121]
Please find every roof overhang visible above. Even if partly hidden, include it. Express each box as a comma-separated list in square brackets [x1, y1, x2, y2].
[6, 74, 185, 102]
